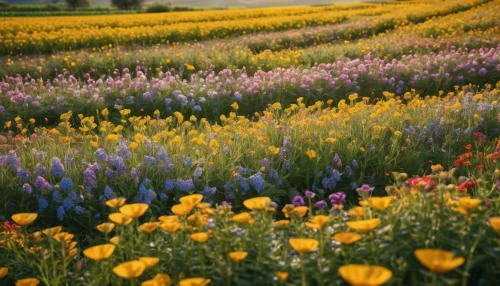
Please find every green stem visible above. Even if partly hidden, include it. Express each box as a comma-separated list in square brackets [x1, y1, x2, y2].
[301, 254, 307, 286]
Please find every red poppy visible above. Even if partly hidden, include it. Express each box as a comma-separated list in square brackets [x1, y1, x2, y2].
[3, 221, 21, 231]
[465, 144, 472, 150]
[476, 164, 484, 170]
[465, 161, 471, 166]
[474, 132, 484, 138]
[454, 159, 464, 167]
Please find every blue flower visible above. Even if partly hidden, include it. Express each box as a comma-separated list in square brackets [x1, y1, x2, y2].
[74, 206, 85, 215]
[143, 156, 157, 166]
[60, 177, 74, 192]
[322, 176, 337, 191]
[159, 193, 168, 201]
[193, 167, 203, 178]
[51, 157, 65, 178]
[95, 148, 108, 162]
[104, 186, 116, 200]
[249, 173, 265, 193]
[164, 179, 174, 191]
[52, 191, 61, 204]
[119, 141, 132, 159]
[37, 196, 49, 211]
[57, 206, 65, 221]
[23, 183, 33, 194]
[184, 157, 192, 167]
[63, 198, 75, 211]
[175, 178, 195, 192]
[17, 168, 31, 181]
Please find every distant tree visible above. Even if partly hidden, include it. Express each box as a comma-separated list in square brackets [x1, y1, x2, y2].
[66, 0, 91, 10]
[0, 0, 9, 9]
[111, 0, 144, 10]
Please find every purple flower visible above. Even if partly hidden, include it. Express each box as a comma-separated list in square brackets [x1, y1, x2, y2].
[357, 184, 374, 192]
[23, 183, 33, 194]
[478, 68, 487, 76]
[304, 190, 316, 198]
[329, 192, 346, 205]
[292, 195, 305, 207]
[314, 200, 327, 209]
[51, 157, 65, 178]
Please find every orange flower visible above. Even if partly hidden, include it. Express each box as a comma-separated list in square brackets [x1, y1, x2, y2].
[159, 221, 182, 233]
[11, 213, 38, 226]
[113, 260, 147, 279]
[53, 232, 74, 242]
[489, 217, 500, 233]
[333, 232, 362, 245]
[119, 203, 149, 218]
[348, 207, 365, 217]
[338, 265, 392, 286]
[96, 223, 115, 233]
[179, 194, 204, 211]
[229, 252, 248, 262]
[274, 220, 290, 227]
[190, 232, 209, 243]
[459, 197, 481, 211]
[368, 197, 393, 211]
[141, 273, 171, 286]
[83, 244, 115, 262]
[275, 272, 288, 282]
[289, 238, 319, 254]
[305, 215, 329, 229]
[138, 257, 160, 270]
[0, 267, 8, 279]
[178, 278, 211, 286]
[414, 249, 464, 274]
[171, 204, 191, 216]
[138, 222, 157, 233]
[15, 278, 40, 286]
[109, 213, 133, 225]
[106, 198, 126, 208]
[232, 212, 252, 224]
[41, 226, 63, 237]
[243, 197, 271, 210]
[346, 218, 381, 233]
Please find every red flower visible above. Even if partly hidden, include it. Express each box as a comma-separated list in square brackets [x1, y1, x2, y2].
[458, 181, 477, 192]
[465, 161, 471, 166]
[407, 176, 437, 189]
[465, 144, 472, 150]
[454, 159, 464, 167]
[3, 221, 20, 231]
[474, 132, 484, 138]
[476, 164, 484, 170]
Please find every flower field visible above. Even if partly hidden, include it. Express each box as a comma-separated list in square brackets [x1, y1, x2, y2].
[1, 0, 500, 285]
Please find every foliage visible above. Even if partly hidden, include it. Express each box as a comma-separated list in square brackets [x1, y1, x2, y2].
[111, 0, 144, 10]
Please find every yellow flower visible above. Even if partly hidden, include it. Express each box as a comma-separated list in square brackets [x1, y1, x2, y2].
[190, 232, 209, 243]
[179, 194, 204, 211]
[275, 272, 288, 282]
[243, 197, 271, 210]
[83, 244, 116, 262]
[119, 203, 149, 218]
[232, 212, 252, 224]
[285, 206, 308, 218]
[129, 142, 139, 150]
[489, 217, 500, 233]
[274, 220, 290, 227]
[159, 221, 182, 233]
[15, 278, 40, 286]
[90, 141, 99, 148]
[106, 198, 126, 208]
[158, 215, 179, 224]
[41, 226, 63, 237]
[171, 204, 191, 216]
[306, 150, 317, 159]
[459, 197, 481, 211]
[11, 213, 38, 226]
[178, 278, 211, 286]
[231, 102, 239, 110]
[96, 223, 115, 233]
[105, 134, 119, 142]
[138, 222, 157, 233]
[109, 213, 133, 225]
[368, 197, 393, 211]
[101, 108, 109, 116]
[113, 260, 147, 280]
[0, 267, 8, 278]
[110, 236, 120, 245]
[141, 273, 171, 286]
[348, 207, 365, 217]
[53, 232, 74, 242]
[414, 249, 465, 274]
[305, 215, 329, 229]
[346, 218, 381, 233]
[229, 251, 248, 262]
[138, 257, 160, 270]
[289, 238, 319, 254]
[333, 232, 362, 245]
[338, 265, 392, 286]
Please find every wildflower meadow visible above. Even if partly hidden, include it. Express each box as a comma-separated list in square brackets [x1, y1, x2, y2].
[0, 0, 500, 285]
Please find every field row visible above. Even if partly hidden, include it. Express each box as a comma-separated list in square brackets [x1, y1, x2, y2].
[0, 0, 486, 56]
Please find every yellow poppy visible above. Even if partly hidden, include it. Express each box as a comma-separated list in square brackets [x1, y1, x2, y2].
[15, 278, 40, 286]
[11, 213, 38, 226]
[243, 197, 271, 210]
[229, 252, 248, 262]
[109, 213, 133, 225]
[110, 236, 121, 245]
[159, 221, 182, 233]
[305, 215, 329, 229]
[348, 207, 365, 217]
[0, 267, 8, 278]
[489, 217, 500, 233]
[171, 204, 191, 216]
[346, 218, 381, 233]
[119, 203, 149, 218]
[333, 232, 362, 245]
[275, 272, 288, 282]
[141, 273, 171, 286]
[232, 212, 252, 224]
[414, 249, 465, 274]
[96, 223, 115, 233]
[41, 226, 63, 237]
[459, 197, 481, 211]
[106, 198, 127, 208]
[138, 222, 158, 233]
[178, 278, 211, 286]
[289, 238, 319, 254]
[274, 220, 290, 227]
[290, 206, 308, 218]
[158, 215, 179, 224]
[338, 265, 392, 286]
[113, 260, 147, 279]
[190, 232, 209, 243]
[368, 197, 393, 211]
[83, 244, 115, 262]
[53, 232, 74, 242]
[138, 257, 160, 270]
[179, 194, 204, 210]
[306, 150, 317, 159]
